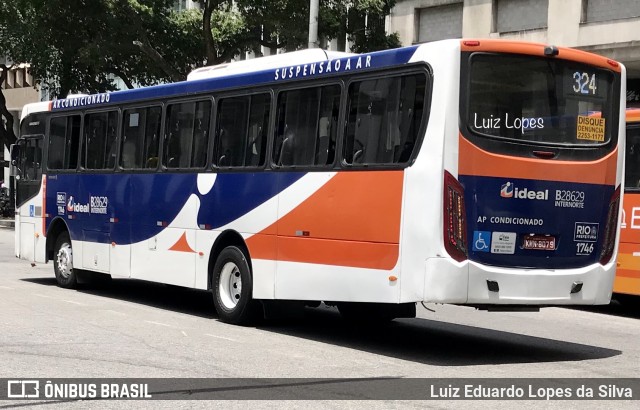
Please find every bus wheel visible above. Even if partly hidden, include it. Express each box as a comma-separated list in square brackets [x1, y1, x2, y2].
[53, 232, 77, 289]
[212, 246, 259, 325]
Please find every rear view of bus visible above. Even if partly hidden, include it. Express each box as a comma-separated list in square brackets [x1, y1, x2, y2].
[448, 40, 624, 306]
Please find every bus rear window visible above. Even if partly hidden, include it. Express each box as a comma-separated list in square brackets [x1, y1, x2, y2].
[468, 54, 615, 146]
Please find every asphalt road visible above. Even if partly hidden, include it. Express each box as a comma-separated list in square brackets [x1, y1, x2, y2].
[0, 227, 638, 408]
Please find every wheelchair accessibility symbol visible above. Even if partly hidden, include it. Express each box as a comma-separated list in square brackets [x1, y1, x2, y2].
[473, 231, 491, 252]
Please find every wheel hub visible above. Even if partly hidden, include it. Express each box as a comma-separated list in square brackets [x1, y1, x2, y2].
[56, 243, 73, 279]
[219, 262, 242, 309]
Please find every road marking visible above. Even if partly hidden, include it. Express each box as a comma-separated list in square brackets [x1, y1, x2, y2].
[33, 293, 54, 299]
[62, 300, 86, 306]
[181, 331, 188, 337]
[0, 286, 14, 289]
[205, 334, 237, 342]
[145, 320, 173, 328]
[101, 309, 126, 316]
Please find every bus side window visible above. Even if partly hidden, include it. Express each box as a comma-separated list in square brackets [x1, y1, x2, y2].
[48, 115, 80, 171]
[191, 100, 211, 168]
[164, 101, 212, 169]
[626, 126, 640, 188]
[273, 85, 339, 167]
[344, 73, 426, 166]
[121, 111, 141, 169]
[215, 94, 269, 168]
[120, 107, 160, 170]
[245, 94, 270, 167]
[83, 111, 117, 170]
[215, 97, 248, 167]
[48, 117, 68, 170]
[165, 102, 193, 169]
[144, 107, 161, 169]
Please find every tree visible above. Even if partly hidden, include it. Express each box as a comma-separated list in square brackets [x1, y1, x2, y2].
[0, 0, 245, 152]
[0, 0, 400, 152]
[235, 0, 400, 54]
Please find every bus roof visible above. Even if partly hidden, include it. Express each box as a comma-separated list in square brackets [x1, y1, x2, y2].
[20, 39, 624, 119]
[187, 49, 355, 81]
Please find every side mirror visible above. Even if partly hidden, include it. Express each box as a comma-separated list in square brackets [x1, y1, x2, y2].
[9, 144, 20, 177]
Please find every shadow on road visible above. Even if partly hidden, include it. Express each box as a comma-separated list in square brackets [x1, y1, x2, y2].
[21, 276, 217, 319]
[568, 295, 640, 320]
[22, 276, 621, 367]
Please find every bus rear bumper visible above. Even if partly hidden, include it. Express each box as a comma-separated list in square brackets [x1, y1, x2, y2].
[424, 258, 616, 305]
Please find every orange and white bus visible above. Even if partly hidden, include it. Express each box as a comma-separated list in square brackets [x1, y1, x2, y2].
[11, 39, 626, 324]
[616, 108, 640, 302]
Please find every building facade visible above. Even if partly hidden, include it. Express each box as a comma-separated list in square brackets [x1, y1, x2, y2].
[1, 62, 39, 184]
[390, 0, 640, 102]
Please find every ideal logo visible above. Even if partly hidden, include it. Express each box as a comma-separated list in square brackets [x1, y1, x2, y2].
[500, 182, 548, 201]
[66, 196, 90, 213]
[66, 196, 75, 212]
[500, 182, 513, 198]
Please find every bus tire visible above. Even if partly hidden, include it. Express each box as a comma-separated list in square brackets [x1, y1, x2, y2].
[53, 232, 77, 289]
[212, 246, 259, 325]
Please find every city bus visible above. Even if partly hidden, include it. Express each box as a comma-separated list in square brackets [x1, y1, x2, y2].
[10, 39, 626, 324]
[616, 108, 640, 303]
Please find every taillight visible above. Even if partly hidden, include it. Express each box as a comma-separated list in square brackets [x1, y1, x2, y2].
[444, 171, 468, 262]
[600, 186, 621, 265]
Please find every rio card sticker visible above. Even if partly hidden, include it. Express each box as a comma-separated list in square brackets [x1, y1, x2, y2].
[577, 115, 605, 142]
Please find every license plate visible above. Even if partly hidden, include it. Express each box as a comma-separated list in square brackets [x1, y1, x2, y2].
[523, 235, 556, 251]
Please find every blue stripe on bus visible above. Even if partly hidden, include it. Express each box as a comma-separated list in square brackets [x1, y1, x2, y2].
[46, 172, 305, 244]
[50, 46, 420, 111]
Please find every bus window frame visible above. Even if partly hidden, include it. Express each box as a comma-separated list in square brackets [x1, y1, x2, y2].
[80, 107, 122, 173]
[211, 88, 275, 173]
[118, 103, 165, 173]
[625, 122, 640, 192]
[46, 113, 82, 174]
[271, 80, 344, 171]
[460, 51, 621, 160]
[339, 66, 433, 170]
[161, 95, 214, 173]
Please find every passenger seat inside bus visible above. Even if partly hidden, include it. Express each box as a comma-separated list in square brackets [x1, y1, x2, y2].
[122, 139, 137, 169]
[278, 130, 295, 166]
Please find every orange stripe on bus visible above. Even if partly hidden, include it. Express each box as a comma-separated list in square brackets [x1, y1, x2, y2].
[276, 171, 403, 243]
[246, 171, 403, 269]
[458, 135, 618, 185]
[246, 234, 277, 260]
[460, 39, 622, 72]
[168, 232, 195, 253]
[277, 237, 399, 270]
[626, 108, 640, 123]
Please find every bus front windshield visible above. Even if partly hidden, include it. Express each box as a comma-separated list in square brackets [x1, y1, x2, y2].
[467, 53, 616, 147]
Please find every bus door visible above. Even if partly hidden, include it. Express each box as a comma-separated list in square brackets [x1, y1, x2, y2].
[12, 135, 44, 261]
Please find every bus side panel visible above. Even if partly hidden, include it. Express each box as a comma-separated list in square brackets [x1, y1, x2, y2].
[129, 174, 198, 287]
[17, 175, 46, 263]
[198, 172, 298, 297]
[616, 192, 640, 296]
[77, 174, 113, 273]
[400, 41, 462, 304]
[273, 171, 403, 302]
